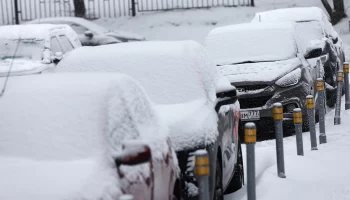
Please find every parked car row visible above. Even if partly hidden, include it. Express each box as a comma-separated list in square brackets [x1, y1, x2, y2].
[0, 6, 344, 200]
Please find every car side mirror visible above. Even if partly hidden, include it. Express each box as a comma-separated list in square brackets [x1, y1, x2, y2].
[85, 31, 94, 38]
[332, 37, 339, 44]
[51, 52, 63, 64]
[115, 141, 152, 166]
[304, 48, 323, 60]
[215, 86, 238, 112]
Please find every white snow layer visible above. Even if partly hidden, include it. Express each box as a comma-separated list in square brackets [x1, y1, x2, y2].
[0, 73, 172, 200]
[0, 24, 71, 40]
[56, 40, 218, 105]
[219, 58, 301, 83]
[205, 22, 298, 65]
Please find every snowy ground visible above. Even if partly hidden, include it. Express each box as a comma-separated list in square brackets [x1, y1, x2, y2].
[227, 102, 350, 200]
[95, 0, 350, 199]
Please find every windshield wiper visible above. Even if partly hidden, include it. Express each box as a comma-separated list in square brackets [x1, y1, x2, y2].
[218, 60, 276, 66]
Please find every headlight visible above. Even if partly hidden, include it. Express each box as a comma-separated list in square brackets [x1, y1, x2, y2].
[275, 68, 302, 87]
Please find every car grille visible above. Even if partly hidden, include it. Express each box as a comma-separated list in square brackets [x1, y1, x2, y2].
[236, 85, 269, 92]
[239, 95, 273, 109]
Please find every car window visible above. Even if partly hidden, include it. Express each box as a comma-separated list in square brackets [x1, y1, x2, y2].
[50, 36, 63, 55]
[70, 23, 88, 34]
[59, 35, 74, 52]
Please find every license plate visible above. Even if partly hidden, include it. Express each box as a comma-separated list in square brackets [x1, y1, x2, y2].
[241, 110, 260, 121]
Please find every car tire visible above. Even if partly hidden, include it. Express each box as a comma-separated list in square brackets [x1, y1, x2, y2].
[213, 157, 224, 200]
[326, 88, 337, 108]
[224, 141, 244, 194]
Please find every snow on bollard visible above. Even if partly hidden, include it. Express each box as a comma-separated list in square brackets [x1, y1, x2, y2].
[334, 70, 344, 125]
[273, 103, 286, 178]
[245, 123, 256, 200]
[344, 62, 350, 110]
[293, 108, 304, 156]
[316, 78, 327, 144]
[119, 194, 134, 200]
[194, 149, 210, 200]
[306, 95, 318, 150]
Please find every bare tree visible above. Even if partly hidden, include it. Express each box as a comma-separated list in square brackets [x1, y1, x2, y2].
[73, 0, 86, 18]
[321, 0, 346, 24]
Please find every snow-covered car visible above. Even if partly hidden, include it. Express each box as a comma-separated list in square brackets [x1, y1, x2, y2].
[0, 24, 81, 76]
[26, 17, 146, 46]
[0, 73, 178, 200]
[55, 41, 243, 199]
[251, 7, 345, 66]
[205, 22, 327, 140]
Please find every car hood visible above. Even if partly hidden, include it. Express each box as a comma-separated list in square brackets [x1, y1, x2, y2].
[219, 57, 302, 84]
[0, 157, 121, 200]
[156, 99, 218, 152]
[0, 59, 54, 76]
[106, 31, 146, 41]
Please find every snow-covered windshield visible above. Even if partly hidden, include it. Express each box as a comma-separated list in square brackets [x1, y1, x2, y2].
[295, 21, 325, 54]
[206, 23, 298, 65]
[0, 39, 44, 61]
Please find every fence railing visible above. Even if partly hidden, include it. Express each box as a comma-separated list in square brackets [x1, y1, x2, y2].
[1, 0, 253, 25]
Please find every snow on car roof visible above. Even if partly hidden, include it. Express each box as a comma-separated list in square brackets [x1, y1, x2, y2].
[0, 24, 71, 40]
[0, 157, 121, 200]
[56, 40, 218, 105]
[205, 22, 298, 65]
[28, 17, 108, 33]
[0, 73, 166, 160]
[251, 7, 327, 23]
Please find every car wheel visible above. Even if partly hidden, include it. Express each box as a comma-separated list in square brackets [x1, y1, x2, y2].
[224, 141, 244, 194]
[326, 88, 337, 108]
[213, 157, 224, 200]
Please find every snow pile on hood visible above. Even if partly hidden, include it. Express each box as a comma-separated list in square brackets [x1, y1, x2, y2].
[219, 57, 301, 83]
[156, 99, 219, 151]
[56, 40, 218, 105]
[0, 59, 53, 76]
[205, 22, 298, 65]
[0, 73, 169, 199]
[0, 24, 70, 40]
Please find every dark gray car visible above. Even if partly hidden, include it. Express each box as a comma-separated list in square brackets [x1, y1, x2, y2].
[206, 21, 331, 140]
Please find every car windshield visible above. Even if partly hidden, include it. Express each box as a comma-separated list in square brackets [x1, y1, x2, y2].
[295, 21, 325, 54]
[0, 39, 44, 61]
[206, 27, 298, 65]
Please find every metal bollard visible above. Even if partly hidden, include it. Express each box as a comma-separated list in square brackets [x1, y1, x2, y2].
[334, 70, 344, 125]
[194, 150, 210, 200]
[293, 108, 304, 156]
[245, 123, 256, 200]
[344, 62, 350, 110]
[316, 78, 327, 144]
[273, 103, 286, 178]
[306, 95, 318, 149]
[119, 194, 134, 200]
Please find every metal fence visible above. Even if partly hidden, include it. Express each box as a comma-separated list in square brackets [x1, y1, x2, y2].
[137, 0, 251, 12]
[1, 0, 252, 25]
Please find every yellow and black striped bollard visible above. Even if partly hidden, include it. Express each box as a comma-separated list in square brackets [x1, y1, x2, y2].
[245, 123, 256, 200]
[344, 62, 350, 110]
[334, 70, 344, 125]
[194, 150, 210, 200]
[273, 103, 286, 178]
[293, 108, 304, 156]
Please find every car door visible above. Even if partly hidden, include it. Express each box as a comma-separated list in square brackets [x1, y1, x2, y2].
[50, 35, 64, 56]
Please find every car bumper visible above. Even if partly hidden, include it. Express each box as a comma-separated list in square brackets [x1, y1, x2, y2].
[237, 82, 309, 140]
